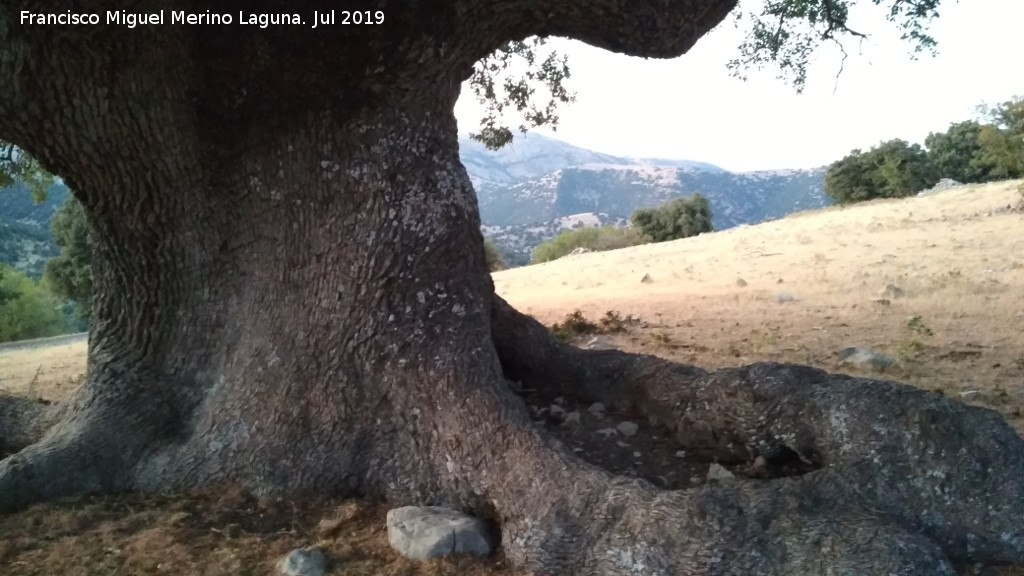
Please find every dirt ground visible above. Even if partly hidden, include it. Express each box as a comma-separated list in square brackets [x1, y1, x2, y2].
[1, 179, 1022, 575]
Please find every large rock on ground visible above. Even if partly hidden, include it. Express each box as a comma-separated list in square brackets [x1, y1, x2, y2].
[386, 506, 493, 560]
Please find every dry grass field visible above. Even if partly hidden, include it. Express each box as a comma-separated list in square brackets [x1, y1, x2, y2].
[1, 179, 1022, 575]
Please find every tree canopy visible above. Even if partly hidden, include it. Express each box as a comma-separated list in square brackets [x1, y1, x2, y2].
[825, 139, 937, 204]
[630, 194, 714, 242]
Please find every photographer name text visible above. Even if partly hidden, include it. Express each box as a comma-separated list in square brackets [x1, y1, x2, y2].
[20, 10, 385, 29]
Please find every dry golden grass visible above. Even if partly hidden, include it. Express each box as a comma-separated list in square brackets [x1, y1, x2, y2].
[1, 180, 1022, 575]
[496, 179, 1024, 432]
[0, 340, 87, 402]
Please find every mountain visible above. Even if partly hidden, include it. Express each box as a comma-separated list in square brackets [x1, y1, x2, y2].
[0, 134, 830, 275]
[0, 181, 69, 278]
[464, 133, 830, 265]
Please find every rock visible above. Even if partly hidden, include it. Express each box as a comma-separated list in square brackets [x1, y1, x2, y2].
[870, 298, 891, 306]
[563, 411, 581, 424]
[880, 284, 904, 298]
[587, 402, 605, 415]
[596, 427, 617, 438]
[707, 463, 736, 482]
[278, 547, 327, 576]
[674, 450, 687, 459]
[775, 292, 794, 302]
[616, 421, 639, 437]
[959, 390, 981, 400]
[735, 278, 747, 287]
[640, 273, 653, 284]
[549, 405, 565, 418]
[837, 347, 896, 372]
[632, 451, 641, 458]
[584, 335, 612, 350]
[777, 278, 784, 284]
[386, 506, 492, 561]
[917, 178, 965, 196]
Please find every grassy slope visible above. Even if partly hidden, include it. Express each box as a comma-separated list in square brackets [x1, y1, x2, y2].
[0, 179, 1021, 575]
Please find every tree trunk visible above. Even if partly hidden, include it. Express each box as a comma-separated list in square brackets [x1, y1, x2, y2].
[1, 3, 1023, 574]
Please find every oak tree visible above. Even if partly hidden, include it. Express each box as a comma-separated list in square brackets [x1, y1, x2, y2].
[1, 1, 1022, 574]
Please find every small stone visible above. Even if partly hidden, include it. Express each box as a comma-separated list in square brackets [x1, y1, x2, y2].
[707, 463, 736, 482]
[616, 421, 639, 437]
[278, 547, 327, 576]
[775, 292, 794, 302]
[596, 428, 617, 438]
[587, 402, 606, 415]
[870, 298, 891, 306]
[959, 390, 981, 400]
[880, 284, 905, 298]
[735, 278, 747, 287]
[777, 278, 784, 284]
[632, 451, 641, 458]
[386, 507, 492, 561]
[837, 347, 896, 372]
[553, 396, 565, 405]
[674, 450, 687, 459]
[549, 405, 565, 418]
[640, 273, 653, 284]
[563, 411, 581, 424]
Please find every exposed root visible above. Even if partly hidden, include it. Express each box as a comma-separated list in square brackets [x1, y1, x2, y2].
[0, 392, 60, 458]
[490, 295, 1024, 567]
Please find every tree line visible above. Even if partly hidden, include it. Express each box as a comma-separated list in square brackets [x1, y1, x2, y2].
[825, 96, 1024, 204]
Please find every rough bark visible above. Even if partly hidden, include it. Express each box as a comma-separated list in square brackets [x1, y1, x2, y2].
[1, 2, 1023, 574]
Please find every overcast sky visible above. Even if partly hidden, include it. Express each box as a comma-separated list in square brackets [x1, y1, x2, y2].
[454, 0, 1023, 173]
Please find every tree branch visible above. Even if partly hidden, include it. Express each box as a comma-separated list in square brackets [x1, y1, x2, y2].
[460, 0, 739, 61]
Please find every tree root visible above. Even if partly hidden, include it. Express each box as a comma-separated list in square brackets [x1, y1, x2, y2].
[490, 295, 1024, 567]
[0, 392, 59, 458]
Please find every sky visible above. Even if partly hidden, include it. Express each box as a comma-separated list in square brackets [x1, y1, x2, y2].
[454, 0, 1024, 173]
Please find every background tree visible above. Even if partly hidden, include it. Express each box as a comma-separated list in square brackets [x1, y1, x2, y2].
[630, 194, 713, 242]
[0, 264, 66, 342]
[924, 121, 988, 183]
[970, 125, 1024, 180]
[825, 139, 936, 204]
[42, 196, 93, 319]
[530, 226, 648, 263]
[2, 1, 1023, 574]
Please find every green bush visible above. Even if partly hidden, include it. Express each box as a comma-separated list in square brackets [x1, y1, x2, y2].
[531, 226, 647, 264]
[825, 139, 937, 205]
[629, 194, 713, 242]
[483, 237, 507, 272]
[0, 264, 68, 342]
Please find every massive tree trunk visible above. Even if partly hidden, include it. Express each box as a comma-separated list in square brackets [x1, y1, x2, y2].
[1, 1, 1023, 574]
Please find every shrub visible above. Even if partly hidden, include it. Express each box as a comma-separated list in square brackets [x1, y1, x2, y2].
[531, 226, 647, 264]
[630, 194, 713, 242]
[0, 264, 68, 342]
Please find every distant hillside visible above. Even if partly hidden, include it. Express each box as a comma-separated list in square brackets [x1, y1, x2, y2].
[464, 133, 829, 265]
[0, 181, 69, 278]
[0, 134, 830, 273]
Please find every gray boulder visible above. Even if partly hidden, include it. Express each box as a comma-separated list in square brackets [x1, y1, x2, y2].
[386, 506, 493, 561]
